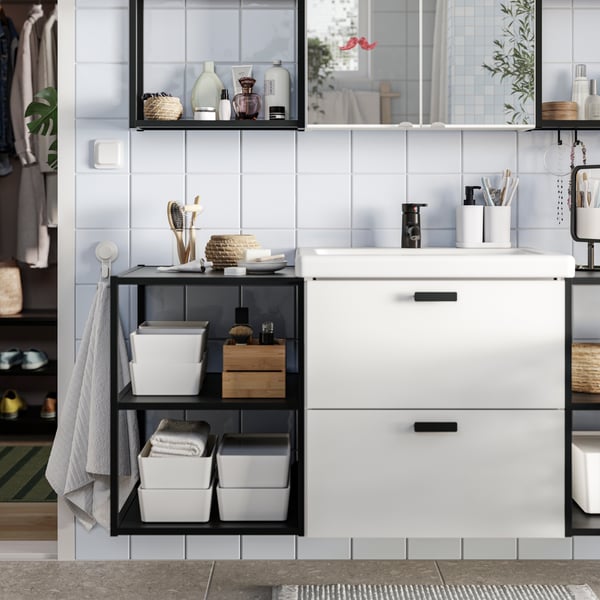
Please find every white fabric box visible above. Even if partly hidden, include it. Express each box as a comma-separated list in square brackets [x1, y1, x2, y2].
[130, 354, 206, 395]
[138, 479, 214, 522]
[217, 433, 290, 488]
[216, 479, 290, 521]
[573, 432, 600, 513]
[138, 435, 216, 489]
[130, 330, 207, 363]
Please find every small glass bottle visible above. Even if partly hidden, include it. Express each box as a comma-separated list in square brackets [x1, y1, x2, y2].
[232, 77, 261, 120]
[260, 321, 274, 345]
[585, 79, 600, 120]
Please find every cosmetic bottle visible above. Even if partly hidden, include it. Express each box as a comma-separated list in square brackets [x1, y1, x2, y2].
[260, 321, 274, 345]
[456, 185, 483, 247]
[586, 80, 600, 120]
[229, 307, 253, 344]
[191, 60, 224, 115]
[572, 64, 589, 120]
[232, 77, 261, 120]
[264, 59, 290, 120]
[219, 89, 231, 120]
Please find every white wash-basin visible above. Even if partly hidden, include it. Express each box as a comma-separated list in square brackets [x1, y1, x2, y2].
[295, 247, 576, 279]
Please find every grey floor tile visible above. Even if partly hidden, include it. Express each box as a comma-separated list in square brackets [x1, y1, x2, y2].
[207, 560, 442, 600]
[436, 560, 600, 597]
[0, 560, 213, 600]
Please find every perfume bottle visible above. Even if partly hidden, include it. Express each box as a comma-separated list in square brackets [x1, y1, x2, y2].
[232, 77, 261, 120]
[586, 79, 600, 120]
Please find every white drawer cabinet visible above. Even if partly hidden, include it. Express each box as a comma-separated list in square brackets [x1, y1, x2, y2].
[306, 409, 564, 538]
[305, 280, 564, 409]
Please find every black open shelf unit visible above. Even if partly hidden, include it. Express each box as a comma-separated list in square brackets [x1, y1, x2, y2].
[0, 309, 56, 326]
[109, 265, 304, 536]
[0, 410, 56, 436]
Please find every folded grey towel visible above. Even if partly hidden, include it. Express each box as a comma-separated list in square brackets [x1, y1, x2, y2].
[149, 418, 209, 457]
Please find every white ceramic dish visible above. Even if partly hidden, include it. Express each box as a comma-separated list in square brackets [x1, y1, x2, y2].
[237, 260, 287, 273]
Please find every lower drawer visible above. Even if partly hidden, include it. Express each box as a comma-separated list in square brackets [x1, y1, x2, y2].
[306, 409, 564, 538]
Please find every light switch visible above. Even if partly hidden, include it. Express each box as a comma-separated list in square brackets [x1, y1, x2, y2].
[93, 139, 123, 169]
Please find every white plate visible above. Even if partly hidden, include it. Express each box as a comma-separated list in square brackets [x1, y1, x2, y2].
[237, 260, 288, 273]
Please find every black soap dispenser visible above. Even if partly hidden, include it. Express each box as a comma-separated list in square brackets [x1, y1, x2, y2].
[456, 185, 483, 248]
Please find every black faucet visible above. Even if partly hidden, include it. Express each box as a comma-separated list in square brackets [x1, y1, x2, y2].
[401, 203, 428, 248]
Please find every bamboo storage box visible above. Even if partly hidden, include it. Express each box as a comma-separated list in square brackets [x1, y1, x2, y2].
[138, 435, 216, 489]
[222, 339, 285, 398]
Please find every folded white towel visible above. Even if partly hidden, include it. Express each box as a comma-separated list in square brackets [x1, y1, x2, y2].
[149, 418, 209, 457]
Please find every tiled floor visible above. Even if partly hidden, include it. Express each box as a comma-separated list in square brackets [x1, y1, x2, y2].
[2, 560, 600, 600]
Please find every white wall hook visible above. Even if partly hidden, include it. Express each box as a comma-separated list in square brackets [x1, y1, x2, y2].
[95, 241, 119, 279]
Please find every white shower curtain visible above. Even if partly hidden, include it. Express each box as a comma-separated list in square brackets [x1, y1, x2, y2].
[430, 0, 449, 124]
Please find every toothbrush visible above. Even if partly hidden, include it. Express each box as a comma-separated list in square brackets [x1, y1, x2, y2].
[505, 177, 519, 207]
[499, 169, 511, 206]
[481, 177, 494, 206]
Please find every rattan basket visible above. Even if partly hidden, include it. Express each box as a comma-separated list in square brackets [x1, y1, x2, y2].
[143, 96, 183, 120]
[572, 343, 600, 393]
[205, 235, 261, 269]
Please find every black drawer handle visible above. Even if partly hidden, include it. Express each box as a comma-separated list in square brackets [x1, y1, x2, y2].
[414, 292, 457, 302]
[414, 422, 458, 432]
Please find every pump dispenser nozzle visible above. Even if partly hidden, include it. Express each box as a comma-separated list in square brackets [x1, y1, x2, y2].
[464, 185, 481, 206]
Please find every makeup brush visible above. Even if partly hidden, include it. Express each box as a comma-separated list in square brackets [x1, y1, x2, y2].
[167, 201, 186, 263]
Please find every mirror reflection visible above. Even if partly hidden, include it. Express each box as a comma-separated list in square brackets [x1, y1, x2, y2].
[307, 0, 535, 127]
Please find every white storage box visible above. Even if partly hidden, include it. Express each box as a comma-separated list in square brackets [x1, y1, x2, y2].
[216, 478, 290, 521]
[138, 435, 216, 489]
[573, 432, 600, 513]
[130, 330, 207, 363]
[138, 479, 214, 522]
[130, 354, 206, 395]
[137, 320, 209, 334]
[217, 433, 290, 488]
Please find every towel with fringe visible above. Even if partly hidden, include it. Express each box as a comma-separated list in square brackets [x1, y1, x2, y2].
[46, 280, 139, 531]
[149, 418, 210, 457]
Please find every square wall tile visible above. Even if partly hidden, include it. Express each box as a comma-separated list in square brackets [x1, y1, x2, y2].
[518, 130, 556, 174]
[131, 130, 185, 173]
[407, 174, 461, 229]
[241, 536, 296, 559]
[241, 10, 295, 62]
[518, 229, 573, 255]
[186, 174, 240, 229]
[407, 131, 461, 173]
[297, 174, 351, 229]
[241, 131, 295, 173]
[187, 130, 241, 173]
[240, 229, 296, 263]
[130, 536, 185, 559]
[76, 174, 130, 229]
[574, 10, 600, 63]
[76, 64, 128, 119]
[407, 538, 462, 560]
[352, 229, 402, 247]
[75, 523, 130, 559]
[298, 131, 351, 173]
[131, 174, 185, 229]
[144, 9, 185, 62]
[186, 536, 240, 559]
[296, 538, 351, 560]
[542, 63, 572, 106]
[297, 229, 351, 248]
[517, 538, 573, 560]
[186, 10, 240, 62]
[352, 538, 407, 559]
[75, 229, 130, 285]
[517, 174, 570, 229]
[542, 9, 573, 63]
[422, 228, 456, 248]
[462, 131, 517, 174]
[75, 119, 130, 174]
[131, 229, 174, 267]
[353, 174, 406, 229]
[462, 538, 517, 560]
[77, 9, 128, 63]
[186, 285, 239, 338]
[241, 174, 295, 228]
[352, 131, 406, 174]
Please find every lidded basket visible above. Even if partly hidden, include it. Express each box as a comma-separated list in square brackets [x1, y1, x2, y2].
[205, 234, 261, 269]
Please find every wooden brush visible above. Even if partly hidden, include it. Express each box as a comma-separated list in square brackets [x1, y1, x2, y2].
[167, 201, 186, 263]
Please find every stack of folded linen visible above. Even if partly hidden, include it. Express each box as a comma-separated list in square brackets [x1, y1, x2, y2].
[149, 418, 210, 457]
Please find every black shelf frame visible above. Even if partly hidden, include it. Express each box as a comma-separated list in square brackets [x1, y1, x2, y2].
[566, 272, 600, 535]
[0, 309, 57, 326]
[0, 410, 56, 436]
[109, 265, 304, 536]
[129, 0, 306, 131]
[0, 360, 57, 377]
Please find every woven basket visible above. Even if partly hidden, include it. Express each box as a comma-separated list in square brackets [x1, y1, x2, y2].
[572, 343, 600, 393]
[205, 235, 261, 269]
[0, 260, 23, 315]
[143, 96, 183, 120]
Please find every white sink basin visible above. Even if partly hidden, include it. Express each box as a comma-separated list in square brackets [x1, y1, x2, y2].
[295, 247, 575, 279]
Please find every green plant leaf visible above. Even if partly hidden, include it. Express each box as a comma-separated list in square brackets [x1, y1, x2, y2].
[25, 87, 57, 137]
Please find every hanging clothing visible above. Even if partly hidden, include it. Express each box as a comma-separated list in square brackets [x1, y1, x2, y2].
[10, 4, 49, 268]
[36, 5, 57, 227]
[0, 11, 19, 176]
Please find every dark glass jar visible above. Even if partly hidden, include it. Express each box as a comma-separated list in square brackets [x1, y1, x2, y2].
[233, 77, 261, 120]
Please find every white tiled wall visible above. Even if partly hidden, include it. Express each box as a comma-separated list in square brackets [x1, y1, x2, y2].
[72, 0, 600, 559]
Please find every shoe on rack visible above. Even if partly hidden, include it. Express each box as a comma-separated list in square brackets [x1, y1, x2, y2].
[40, 392, 56, 420]
[0, 348, 23, 370]
[0, 390, 27, 420]
[21, 349, 49, 371]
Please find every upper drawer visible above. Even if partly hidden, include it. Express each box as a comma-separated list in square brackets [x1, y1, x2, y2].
[305, 279, 565, 409]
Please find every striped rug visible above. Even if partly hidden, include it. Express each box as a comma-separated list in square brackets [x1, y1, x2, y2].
[0, 445, 57, 503]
